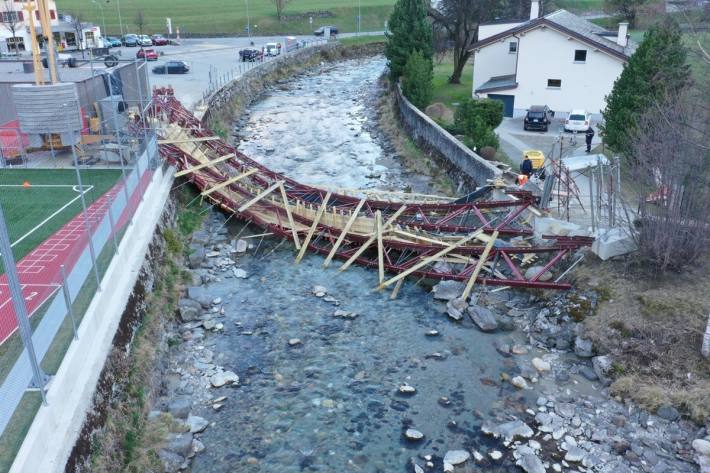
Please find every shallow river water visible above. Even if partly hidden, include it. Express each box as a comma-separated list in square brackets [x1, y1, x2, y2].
[185, 57, 606, 473]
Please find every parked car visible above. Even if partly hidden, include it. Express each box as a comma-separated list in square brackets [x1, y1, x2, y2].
[121, 34, 139, 46]
[264, 42, 281, 56]
[137, 34, 153, 47]
[136, 48, 159, 61]
[239, 48, 262, 62]
[564, 109, 591, 133]
[313, 25, 338, 36]
[152, 60, 190, 74]
[105, 36, 122, 48]
[151, 34, 169, 46]
[523, 105, 554, 132]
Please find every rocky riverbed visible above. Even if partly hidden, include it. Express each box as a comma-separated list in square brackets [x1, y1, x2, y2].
[150, 56, 710, 472]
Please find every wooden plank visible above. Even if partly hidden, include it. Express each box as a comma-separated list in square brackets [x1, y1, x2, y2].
[339, 205, 407, 272]
[158, 136, 220, 145]
[278, 183, 301, 250]
[201, 169, 258, 196]
[174, 154, 235, 177]
[295, 191, 331, 263]
[461, 230, 499, 300]
[376, 210, 384, 283]
[238, 181, 283, 212]
[378, 229, 484, 289]
[390, 279, 404, 300]
[322, 198, 366, 268]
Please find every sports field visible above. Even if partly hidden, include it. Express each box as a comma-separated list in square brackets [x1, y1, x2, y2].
[59, 0, 395, 36]
[0, 169, 122, 268]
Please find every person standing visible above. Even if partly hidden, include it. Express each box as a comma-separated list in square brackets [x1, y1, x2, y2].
[585, 126, 595, 153]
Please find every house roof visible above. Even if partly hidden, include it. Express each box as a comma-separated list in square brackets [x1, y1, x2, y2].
[475, 74, 518, 93]
[470, 9, 638, 61]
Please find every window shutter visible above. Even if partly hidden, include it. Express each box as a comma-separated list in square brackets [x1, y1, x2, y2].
[35, 10, 40, 20]
[50, 10, 56, 19]
[17, 11, 24, 21]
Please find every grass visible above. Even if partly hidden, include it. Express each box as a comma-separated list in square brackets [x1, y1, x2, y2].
[430, 54, 472, 111]
[339, 34, 386, 46]
[0, 393, 42, 473]
[59, 0, 395, 36]
[0, 169, 121, 266]
[554, 0, 605, 13]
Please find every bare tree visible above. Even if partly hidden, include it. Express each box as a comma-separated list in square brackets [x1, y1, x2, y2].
[0, 0, 22, 54]
[272, 0, 291, 22]
[134, 9, 145, 35]
[628, 87, 710, 271]
[66, 11, 86, 58]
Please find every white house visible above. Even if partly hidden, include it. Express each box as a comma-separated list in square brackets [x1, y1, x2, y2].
[470, 0, 637, 118]
[0, 1, 102, 55]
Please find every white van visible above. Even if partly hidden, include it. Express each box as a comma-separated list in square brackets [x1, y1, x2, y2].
[264, 42, 281, 56]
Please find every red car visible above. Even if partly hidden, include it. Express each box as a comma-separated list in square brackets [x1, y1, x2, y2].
[151, 34, 169, 46]
[136, 48, 159, 61]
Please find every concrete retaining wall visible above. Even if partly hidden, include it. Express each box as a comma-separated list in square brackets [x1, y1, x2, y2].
[394, 84, 502, 187]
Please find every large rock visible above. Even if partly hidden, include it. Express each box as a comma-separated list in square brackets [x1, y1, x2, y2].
[168, 397, 192, 419]
[483, 419, 534, 443]
[656, 404, 680, 421]
[404, 429, 424, 441]
[432, 280, 465, 301]
[191, 230, 210, 245]
[210, 370, 240, 388]
[188, 245, 206, 269]
[446, 298, 467, 321]
[574, 336, 594, 357]
[159, 449, 185, 473]
[468, 305, 498, 332]
[443, 450, 470, 465]
[186, 286, 212, 308]
[177, 298, 201, 322]
[592, 355, 613, 385]
[166, 433, 193, 457]
[516, 450, 546, 473]
[186, 415, 209, 433]
[524, 266, 553, 282]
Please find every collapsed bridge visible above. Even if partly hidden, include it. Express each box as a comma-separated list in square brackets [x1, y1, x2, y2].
[151, 87, 593, 295]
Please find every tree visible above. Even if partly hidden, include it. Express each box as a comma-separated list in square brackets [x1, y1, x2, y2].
[385, 0, 432, 81]
[402, 50, 434, 109]
[272, 0, 292, 22]
[0, 0, 22, 54]
[428, 0, 530, 84]
[454, 98, 503, 149]
[600, 17, 690, 156]
[67, 11, 86, 57]
[604, 0, 648, 28]
[134, 9, 145, 35]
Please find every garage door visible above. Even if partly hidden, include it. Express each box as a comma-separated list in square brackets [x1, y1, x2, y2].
[488, 94, 515, 118]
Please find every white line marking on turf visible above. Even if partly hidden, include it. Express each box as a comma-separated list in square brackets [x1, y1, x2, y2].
[0, 184, 79, 188]
[10, 185, 94, 249]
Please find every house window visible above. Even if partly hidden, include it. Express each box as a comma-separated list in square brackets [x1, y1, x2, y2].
[50, 10, 56, 20]
[547, 79, 562, 88]
[0, 11, 21, 22]
[574, 50, 587, 62]
[509, 41, 517, 53]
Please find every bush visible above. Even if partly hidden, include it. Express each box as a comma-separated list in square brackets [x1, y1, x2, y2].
[401, 50, 433, 109]
[454, 98, 502, 151]
[479, 146, 496, 161]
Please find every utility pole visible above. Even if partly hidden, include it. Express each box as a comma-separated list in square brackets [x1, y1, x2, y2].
[357, 0, 361, 35]
[245, 0, 251, 37]
[92, 0, 106, 40]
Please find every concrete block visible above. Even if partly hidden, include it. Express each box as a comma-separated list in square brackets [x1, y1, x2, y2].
[533, 217, 589, 237]
[591, 227, 637, 260]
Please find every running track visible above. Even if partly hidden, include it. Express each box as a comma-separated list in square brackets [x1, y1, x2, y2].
[0, 172, 152, 345]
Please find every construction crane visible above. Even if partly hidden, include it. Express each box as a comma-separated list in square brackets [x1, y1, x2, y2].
[22, 0, 59, 85]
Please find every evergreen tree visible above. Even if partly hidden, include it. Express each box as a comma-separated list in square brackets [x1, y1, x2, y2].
[385, 0, 433, 80]
[601, 17, 690, 156]
[401, 50, 433, 109]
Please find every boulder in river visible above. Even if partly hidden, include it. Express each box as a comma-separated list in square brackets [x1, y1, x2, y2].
[431, 280, 465, 301]
[210, 370, 239, 388]
[468, 305, 499, 332]
[404, 429, 424, 441]
[178, 298, 201, 322]
[443, 450, 470, 465]
[574, 336, 594, 357]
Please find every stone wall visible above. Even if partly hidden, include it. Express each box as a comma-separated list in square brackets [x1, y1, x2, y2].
[394, 84, 502, 187]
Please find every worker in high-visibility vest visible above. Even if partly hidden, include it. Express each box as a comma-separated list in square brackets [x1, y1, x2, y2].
[517, 174, 529, 186]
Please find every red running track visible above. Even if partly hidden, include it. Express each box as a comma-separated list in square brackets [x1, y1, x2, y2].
[0, 171, 153, 345]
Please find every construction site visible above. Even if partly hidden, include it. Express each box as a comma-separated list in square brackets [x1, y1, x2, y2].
[0, 3, 708, 473]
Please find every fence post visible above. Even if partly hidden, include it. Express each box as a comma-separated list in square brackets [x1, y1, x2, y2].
[70, 131, 101, 291]
[107, 193, 119, 255]
[60, 265, 78, 341]
[0, 203, 47, 404]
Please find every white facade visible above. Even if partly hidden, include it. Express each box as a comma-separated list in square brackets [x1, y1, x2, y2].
[478, 22, 524, 40]
[471, 12, 633, 119]
[0, 0, 59, 54]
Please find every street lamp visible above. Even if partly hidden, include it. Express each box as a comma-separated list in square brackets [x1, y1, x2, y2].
[106, 0, 124, 36]
[245, 0, 251, 38]
[357, 0, 361, 35]
[91, 0, 106, 39]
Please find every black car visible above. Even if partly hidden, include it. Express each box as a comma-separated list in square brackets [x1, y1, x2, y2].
[524, 105, 554, 131]
[239, 48, 261, 62]
[152, 60, 190, 74]
[313, 26, 338, 36]
[121, 34, 139, 47]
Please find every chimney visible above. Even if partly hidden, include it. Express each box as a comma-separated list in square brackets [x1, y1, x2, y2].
[617, 22, 628, 47]
[530, 0, 540, 20]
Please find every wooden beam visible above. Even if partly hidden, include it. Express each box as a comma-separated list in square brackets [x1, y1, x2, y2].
[390, 278, 404, 300]
[322, 198, 366, 268]
[238, 181, 283, 212]
[201, 169, 257, 196]
[377, 229, 483, 289]
[158, 136, 220, 145]
[376, 210, 384, 283]
[278, 183, 301, 250]
[295, 191, 331, 263]
[174, 154, 235, 177]
[339, 205, 407, 272]
[461, 230, 499, 300]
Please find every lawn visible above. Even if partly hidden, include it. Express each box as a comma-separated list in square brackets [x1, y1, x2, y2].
[0, 169, 122, 267]
[430, 54, 473, 112]
[59, 0, 396, 36]
[554, 0, 605, 14]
